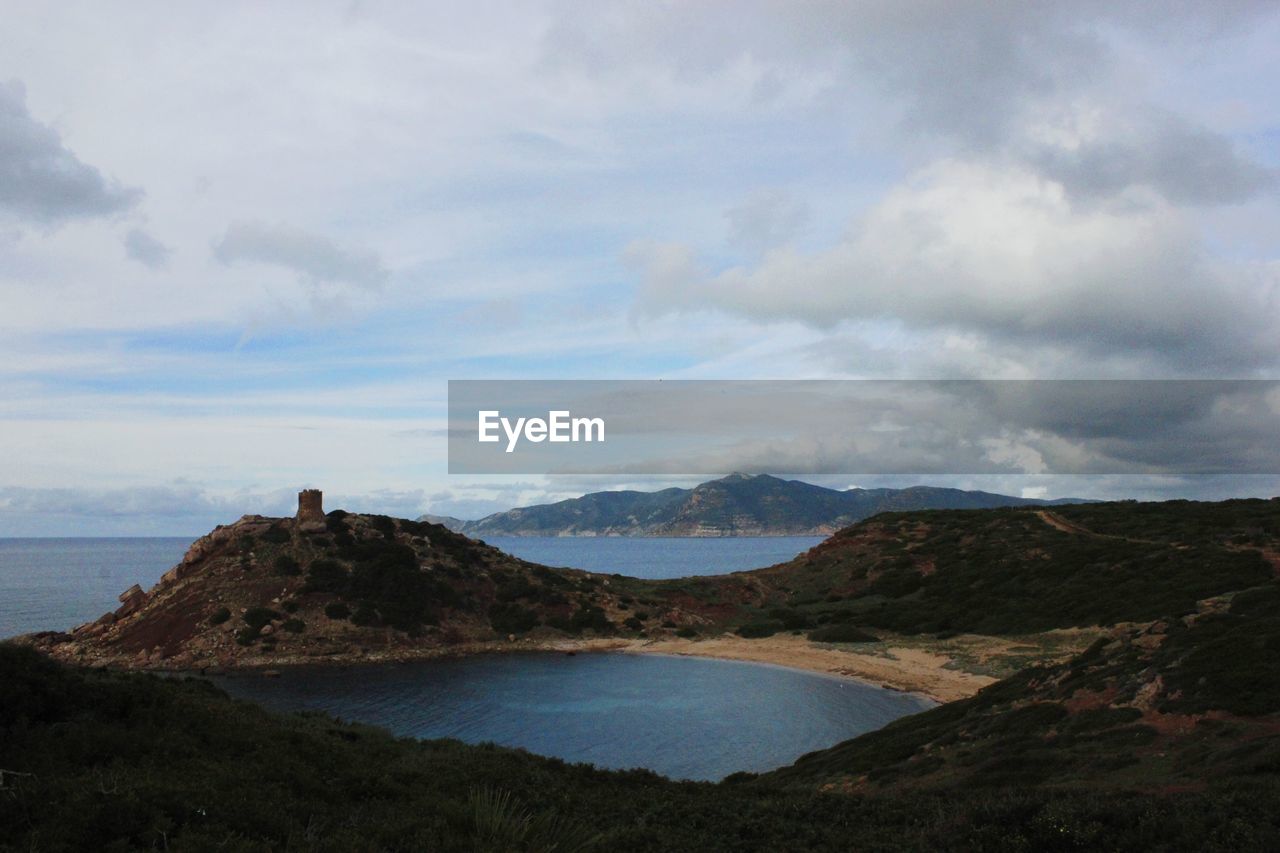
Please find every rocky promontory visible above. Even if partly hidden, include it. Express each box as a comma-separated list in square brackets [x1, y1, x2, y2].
[25, 491, 761, 671]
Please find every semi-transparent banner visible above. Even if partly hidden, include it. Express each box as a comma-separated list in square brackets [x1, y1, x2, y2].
[447, 380, 1280, 475]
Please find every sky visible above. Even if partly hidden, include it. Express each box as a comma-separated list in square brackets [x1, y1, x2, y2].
[1, 1, 1279, 535]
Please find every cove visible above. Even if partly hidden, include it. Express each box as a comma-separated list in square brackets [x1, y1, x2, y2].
[212, 652, 933, 781]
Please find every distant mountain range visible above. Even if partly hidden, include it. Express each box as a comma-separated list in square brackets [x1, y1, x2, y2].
[424, 473, 1092, 537]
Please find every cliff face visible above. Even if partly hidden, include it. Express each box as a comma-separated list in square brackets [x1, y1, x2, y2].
[445, 474, 1091, 537]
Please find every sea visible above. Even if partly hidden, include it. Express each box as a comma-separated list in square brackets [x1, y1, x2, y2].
[0, 534, 926, 780]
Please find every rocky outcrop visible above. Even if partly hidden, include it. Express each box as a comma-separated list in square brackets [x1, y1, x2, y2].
[23, 506, 725, 672]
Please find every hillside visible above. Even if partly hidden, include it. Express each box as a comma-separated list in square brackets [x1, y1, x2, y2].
[26, 495, 1280, 688]
[4, 581, 1278, 849]
[10, 494, 1280, 848]
[26, 505, 682, 671]
[770, 581, 1280, 794]
[632, 499, 1279, 648]
[438, 473, 1090, 536]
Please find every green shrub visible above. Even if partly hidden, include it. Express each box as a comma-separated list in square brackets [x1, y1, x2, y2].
[768, 607, 813, 629]
[737, 622, 780, 639]
[208, 606, 231, 626]
[367, 514, 397, 539]
[305, 558, 348, 594]
[325, 601, 351, 620]
[350, 603, 380, 627]
[570, 605, 613, 635]
[675, 626, 698, 638]
[489, 602, 540, 635]
[282, 618, 305, 634]
[808, 624, 879, 643]
[261, 525, 291, 544]
[242, 607, 280, 632]
[273, 554, 301, 576]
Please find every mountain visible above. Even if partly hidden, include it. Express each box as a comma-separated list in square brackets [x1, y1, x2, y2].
[431, 473, 1092, 537]
[418, 512, 468, 530]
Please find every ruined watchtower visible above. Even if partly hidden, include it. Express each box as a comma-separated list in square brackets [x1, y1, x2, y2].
[296, 489, 325, 531]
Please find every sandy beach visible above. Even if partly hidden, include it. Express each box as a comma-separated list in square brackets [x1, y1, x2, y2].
[616, 635, 993, 703]
[510, 633, 998, 703]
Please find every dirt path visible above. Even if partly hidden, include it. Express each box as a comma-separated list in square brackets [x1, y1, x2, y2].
[1035, 510, 1164, 546]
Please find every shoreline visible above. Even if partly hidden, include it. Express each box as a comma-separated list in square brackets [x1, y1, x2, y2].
[610, 635, 992, 703]
[183, 633, 995, 704]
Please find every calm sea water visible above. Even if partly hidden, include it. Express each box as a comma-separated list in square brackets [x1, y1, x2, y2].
[486, 535, 823, 578]
[212, 653, 931, 781]
[0, 538, 192, 639]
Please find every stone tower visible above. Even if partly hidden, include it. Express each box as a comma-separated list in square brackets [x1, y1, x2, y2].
[296, 489, 324, 530]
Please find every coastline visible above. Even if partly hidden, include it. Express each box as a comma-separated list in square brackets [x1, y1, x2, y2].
[185, 633, 995, 704]
[609, 635, 993, 703]
[28, 622, 1108, 705]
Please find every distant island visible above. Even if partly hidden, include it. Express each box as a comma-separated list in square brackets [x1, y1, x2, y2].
[424, 472, 1093, 537]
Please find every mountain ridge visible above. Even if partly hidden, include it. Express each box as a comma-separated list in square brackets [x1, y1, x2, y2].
[429, 473, 1092, 537]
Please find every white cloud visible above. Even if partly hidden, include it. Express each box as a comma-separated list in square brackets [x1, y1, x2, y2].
[633, 159, 1280, 371]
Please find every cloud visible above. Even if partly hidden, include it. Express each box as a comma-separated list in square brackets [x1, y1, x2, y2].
[0, 79, 140, 225]
[725, 189, 809, 254]
[633, 159, 1280, 371]
[543, 2, 1275, 208]
[123, 227, 171, 269]
[1024, 103, 1276, 206]
[212, 220, 390, 290]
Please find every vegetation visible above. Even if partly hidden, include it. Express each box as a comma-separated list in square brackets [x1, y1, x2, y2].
[12, 498, 1280, 849]
[273, 553, 301, 576]
[807, 624, 878, 644]
[2, 643, 1278, 851]
[490, 602, 540, 635]
[762, 500, 1279, 637]
[770, 582, 1280, 794]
